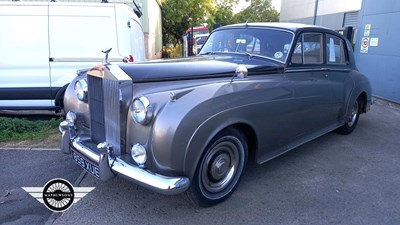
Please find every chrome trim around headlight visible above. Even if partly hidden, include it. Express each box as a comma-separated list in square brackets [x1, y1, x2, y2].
[131, 143, 147, 166]
[74, 78, 88, 102]
[132, 96, 153, 125]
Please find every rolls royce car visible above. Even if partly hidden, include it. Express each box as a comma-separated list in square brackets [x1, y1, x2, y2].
[59, 23, 372, 206]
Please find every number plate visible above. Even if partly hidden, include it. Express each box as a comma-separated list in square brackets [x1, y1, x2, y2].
[72, 151, 100, 179]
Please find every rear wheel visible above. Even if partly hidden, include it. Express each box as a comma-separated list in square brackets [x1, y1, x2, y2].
[187, 128, 248, 207]
[335, 98, 361, 135]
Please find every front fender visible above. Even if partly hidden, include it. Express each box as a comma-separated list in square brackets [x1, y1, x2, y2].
[150, 80, 263, 179]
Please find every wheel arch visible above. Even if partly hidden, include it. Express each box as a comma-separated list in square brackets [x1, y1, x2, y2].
[357, 91, 368, 113]
[54, 83, 69, 108]
[184, 119, 258, 180]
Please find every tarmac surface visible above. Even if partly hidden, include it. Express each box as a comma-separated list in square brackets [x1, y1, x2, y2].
[1, 99, 399, 225]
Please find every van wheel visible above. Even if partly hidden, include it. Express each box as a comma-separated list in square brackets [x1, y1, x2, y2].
[335, 98, 361, 135]
[187, 128, 247, 207]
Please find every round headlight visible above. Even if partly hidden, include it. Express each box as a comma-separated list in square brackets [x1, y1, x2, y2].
[131, 144, 147, 166]
[132, 96, 152, 125]
[74, 79, 88, 102]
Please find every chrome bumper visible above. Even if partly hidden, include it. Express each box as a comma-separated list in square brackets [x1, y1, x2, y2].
[59, 120, 190, 195]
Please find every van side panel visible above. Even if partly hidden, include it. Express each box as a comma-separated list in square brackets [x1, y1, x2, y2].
[0, 2, 146, 110]
[0, 3, 52, 108]
[48, 3, 120, 92]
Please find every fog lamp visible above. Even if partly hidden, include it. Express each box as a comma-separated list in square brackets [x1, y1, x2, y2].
[65, 111, 76, 124]
[131, 144, 147, 166]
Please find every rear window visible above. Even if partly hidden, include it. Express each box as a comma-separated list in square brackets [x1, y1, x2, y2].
[326, 34, 347, 64]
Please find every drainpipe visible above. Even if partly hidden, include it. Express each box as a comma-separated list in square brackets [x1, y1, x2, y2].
[313, 0, 319, 25]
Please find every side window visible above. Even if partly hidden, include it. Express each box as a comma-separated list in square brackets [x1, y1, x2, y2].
[326, 34, 347, 64]
[291, 38, 302, 64]
[303, 33, 322, 64]
[290, 33, 323, 65]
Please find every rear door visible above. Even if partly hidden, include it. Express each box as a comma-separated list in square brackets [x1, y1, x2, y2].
[325, 33, 354, 122]
[284, 32, 338, 139]
[0, 3, 51, 108]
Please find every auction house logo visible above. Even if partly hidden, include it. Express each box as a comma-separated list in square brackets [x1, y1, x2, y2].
[22, 178, 95, 212]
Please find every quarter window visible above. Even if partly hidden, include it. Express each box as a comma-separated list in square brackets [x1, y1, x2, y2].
[326, 34, 347, 64]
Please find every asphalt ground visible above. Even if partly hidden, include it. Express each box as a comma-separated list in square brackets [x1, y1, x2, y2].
[1, 99, 399, 225]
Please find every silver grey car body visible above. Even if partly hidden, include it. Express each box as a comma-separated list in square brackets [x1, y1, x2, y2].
[60, 23, 372, 206]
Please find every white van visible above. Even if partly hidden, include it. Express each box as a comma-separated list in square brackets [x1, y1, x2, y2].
[0, 2, 145, 110]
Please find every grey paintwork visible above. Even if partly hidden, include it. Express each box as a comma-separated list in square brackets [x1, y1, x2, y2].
[63, 23, 372, 185]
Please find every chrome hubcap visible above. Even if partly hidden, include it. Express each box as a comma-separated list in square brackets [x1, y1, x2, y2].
[210, 153, 231, 182]
[201, 137, 241, 193]
[347, 101, 359, 127]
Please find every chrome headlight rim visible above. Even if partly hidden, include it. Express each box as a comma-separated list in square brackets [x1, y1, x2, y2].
[131, 143, 147, 166]
[74, 78, 88, 102]
[132, 96, 153, 125]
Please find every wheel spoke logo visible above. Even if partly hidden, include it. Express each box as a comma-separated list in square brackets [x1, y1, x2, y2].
[23, 178, 95, 212]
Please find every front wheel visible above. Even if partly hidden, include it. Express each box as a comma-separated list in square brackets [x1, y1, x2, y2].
[335, 98, 361, 135]
[187, 128, 248, 207]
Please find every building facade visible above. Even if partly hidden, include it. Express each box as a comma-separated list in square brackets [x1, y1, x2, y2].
[280, 0, 362, 31]
[354, 0, 400, 103]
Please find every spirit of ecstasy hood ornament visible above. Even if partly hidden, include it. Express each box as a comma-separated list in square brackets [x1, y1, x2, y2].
[102, 48, 112, 65]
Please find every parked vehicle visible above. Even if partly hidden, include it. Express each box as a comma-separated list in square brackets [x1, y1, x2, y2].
[0, 2, 145, 110]
[194, 33, 209, 54]
[59, 23, 372, 206]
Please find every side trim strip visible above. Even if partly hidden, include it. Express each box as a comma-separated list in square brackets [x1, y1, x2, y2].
[49, 57, 124, 62]
[0, 87, 61, 100]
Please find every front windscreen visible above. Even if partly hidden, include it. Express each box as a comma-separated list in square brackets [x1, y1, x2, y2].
[199, 28, 293, 63]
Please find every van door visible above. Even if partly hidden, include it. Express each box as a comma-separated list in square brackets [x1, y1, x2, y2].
[114, 5, 145, 62]
[0, 3, 51, 109]
[128, 12, 145, 61]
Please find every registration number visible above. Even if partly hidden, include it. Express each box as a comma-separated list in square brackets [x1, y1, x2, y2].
[72, 151, 100, 179]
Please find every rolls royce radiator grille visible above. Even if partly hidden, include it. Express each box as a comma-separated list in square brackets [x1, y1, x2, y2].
[88, 75, 105, 144]
[103, 79, 122, 155]
[87, 66, 133, 156]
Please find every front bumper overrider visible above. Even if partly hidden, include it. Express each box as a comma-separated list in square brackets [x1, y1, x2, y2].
[59, 119, 190, 195]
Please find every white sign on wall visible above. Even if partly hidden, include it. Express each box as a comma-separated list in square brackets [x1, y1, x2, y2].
[360, 37, 370, 53]
[364, 24, 371, 36]
[370, 38, 379, 47]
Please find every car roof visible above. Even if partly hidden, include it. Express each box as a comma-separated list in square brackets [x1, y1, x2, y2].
[218, 22, 332, 33]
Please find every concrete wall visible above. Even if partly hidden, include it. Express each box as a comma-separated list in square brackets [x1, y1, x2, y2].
[136, 0, 162, 60]
[284, 12, 346, 30]
[354, 0, 400, 103]
[281, 0, 362, 21]
[280, 0, 362, 30]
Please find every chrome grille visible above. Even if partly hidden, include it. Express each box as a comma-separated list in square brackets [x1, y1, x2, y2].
[103, 79, 122, 155]
[88, 75, 105, 144]
[87, 65, 132, 156]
